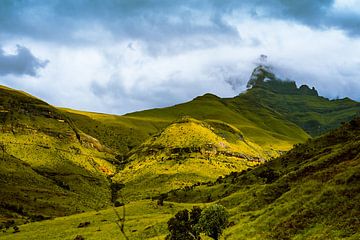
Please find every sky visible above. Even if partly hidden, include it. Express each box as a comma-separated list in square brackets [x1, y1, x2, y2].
[0, 0, 359, 114]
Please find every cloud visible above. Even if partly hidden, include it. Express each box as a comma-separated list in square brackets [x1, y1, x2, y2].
[0, 0, 359, 114]
[1, 0, 359, 46]
[0, 45, 49, 76]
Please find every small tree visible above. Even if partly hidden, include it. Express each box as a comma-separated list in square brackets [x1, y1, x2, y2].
[0, 142, 5, 159]
[167, 207, 202, 240]
[197, 204, 229, 240]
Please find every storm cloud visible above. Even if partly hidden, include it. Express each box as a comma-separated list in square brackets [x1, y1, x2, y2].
[0, 0, 359, 113]
[0, 45, 48, 76]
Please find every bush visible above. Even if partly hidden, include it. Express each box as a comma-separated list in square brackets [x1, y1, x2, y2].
[166, 207, 202, 240]
[167, 205, 229, 240]
[157, 193, 168, 206]
[114, 201, 124, 207]
[197, 204, 229, 240]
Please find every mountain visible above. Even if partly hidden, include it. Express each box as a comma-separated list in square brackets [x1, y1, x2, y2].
[62, 65, 359, 159]
[63, 90, 310, 157]
[0, 85, 117, 222]
[113, 117, 266, 200]
[2, 117, 359, 239]
[166, 117, 360, 239]
[0, 64, 359, 230]
[245, 65, 360, 136]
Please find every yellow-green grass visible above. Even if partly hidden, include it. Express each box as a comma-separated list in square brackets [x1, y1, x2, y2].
[113, 118, 265, 200]
[0, 86, 118, 220]
[3, 127, 358, 240]
[0, 200, 211, 240]
[2, 132, 115, 174]
[244, 87, 360, 136]
[61, 90, 312, 157]
[0, 131, 116, 219]
[166, 118, 360, 239]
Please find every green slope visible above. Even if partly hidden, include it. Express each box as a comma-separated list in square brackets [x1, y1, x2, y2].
[0, 86, 117, 222]
[113, 117, 265, 200]
[244, 65, 360, 136]
[61, 67, 359, 158]
[3, 118, 359, 240]
[0, 63, 358, 235]
[63, 91, 310, 158]
[166, 117, 360, 239]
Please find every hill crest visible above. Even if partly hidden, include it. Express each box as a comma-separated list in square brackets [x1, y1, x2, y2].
[247, 64, 319, 96]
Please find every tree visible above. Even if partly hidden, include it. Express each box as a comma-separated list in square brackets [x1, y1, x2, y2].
[197, 204, 229, 240]
[166, 207, 202, 240]
[0, 142, 5, 159]
[157, 193, 168, 206]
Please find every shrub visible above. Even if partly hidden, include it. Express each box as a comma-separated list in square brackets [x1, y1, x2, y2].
[197, 204, 229, 240]
[114, 201, 124, 207]
[166, 207, 202, 240]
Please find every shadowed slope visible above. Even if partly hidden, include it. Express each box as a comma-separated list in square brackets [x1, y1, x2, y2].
[0, 86, 117, 222]
[166, 117, 360, 239]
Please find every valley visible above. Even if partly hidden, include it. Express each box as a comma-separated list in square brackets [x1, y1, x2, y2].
[0, 67, 359, 239]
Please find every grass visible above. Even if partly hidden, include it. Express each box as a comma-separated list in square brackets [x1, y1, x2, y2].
[1, 81, 359, 239]
[2, 118, 359, 239]
[244, 86, 360, 136]
[0, 200, 210, 240]
[0, 85, 118, 222]
[166, 118, 360, 239]
[61, 89, 313, 157]
[112, 118, 266, 200]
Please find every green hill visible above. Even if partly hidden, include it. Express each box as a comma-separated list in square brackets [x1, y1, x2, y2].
[244, 65, 360, 136]
[63, 90, 311, 158]
[166, 117, 360, 239]
[61, 66, 359, 158]
[113, 117, 265, 200]
[1, 63, 359, 222]
[2, 117, 358, 239]
[0, 64, 359, 237]
[0, 86, 117, 222]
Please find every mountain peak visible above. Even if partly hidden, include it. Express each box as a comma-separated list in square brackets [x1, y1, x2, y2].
[246, 62, 318, 96]
[246, 64, 276, 89]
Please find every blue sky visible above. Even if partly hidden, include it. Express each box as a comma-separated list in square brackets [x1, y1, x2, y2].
[0, 0, 359, 113]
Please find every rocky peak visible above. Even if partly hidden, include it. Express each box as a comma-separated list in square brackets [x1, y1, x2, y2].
[246, 64, 276, 89]
[246, 56, 318, 96]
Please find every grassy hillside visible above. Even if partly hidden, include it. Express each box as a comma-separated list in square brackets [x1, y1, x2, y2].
[1, 82, 311, 224]
[166, 117, 360, 239]
[0, 86, 117, 222]
[245, 86, 360, 136]
[244, 65, 360, 136]
[3, 118, 358, 239]
[113, 117, 265, 200]
[61, 108, 167, 155]
[0, 200, 211, 240]
[63, 92, 310, 157]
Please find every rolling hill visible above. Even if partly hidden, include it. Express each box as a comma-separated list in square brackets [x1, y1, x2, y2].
[0, 64, 359, 237]
[2, 115, 358, 239]
[164, 117, 360, 239]
[0, 85, 118, 222]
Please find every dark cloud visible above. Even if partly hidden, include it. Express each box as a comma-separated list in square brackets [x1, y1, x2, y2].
[1, 0, 358, 47]
[1, 0, 359, 114]
[0, 45, 49, 76]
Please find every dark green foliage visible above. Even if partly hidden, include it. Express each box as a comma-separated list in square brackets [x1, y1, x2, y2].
[114, 201, 124, 207]
[189, 206, 202, 227]
[157, 193, 168, 206]
[13, 225, 20, 233]
[197, 204, 229, 240]
[77, 222, 90, 228]
[167, 207, 202, 240]
[110, 182, 125, 202]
